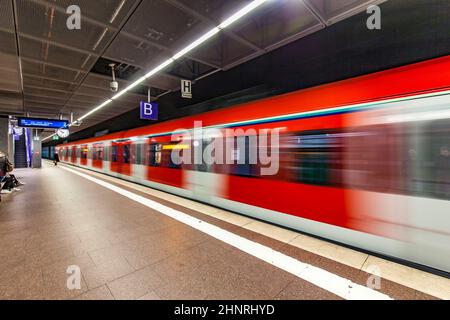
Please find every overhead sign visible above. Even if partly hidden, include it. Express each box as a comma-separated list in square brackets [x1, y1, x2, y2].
[181, 79, 192, 99]
[18, 117, 68, 129]
[13, 127, 23, 136]
[140, 101, 158, 120]
[52, 135, 60, 141]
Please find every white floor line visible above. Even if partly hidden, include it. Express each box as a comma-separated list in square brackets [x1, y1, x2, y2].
[60, 165, 392, 300]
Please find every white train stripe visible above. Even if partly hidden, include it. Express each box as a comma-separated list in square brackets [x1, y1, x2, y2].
[60, 165, 392, 300]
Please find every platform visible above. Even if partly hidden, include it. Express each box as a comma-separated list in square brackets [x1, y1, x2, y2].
[0, 162, 448, 300]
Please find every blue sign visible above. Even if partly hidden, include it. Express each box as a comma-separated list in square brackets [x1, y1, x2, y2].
[18, 117, 69, 129]
[140, 101, 158, 120]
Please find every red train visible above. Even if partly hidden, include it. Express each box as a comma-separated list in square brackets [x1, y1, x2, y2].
[57, 56, 450, 273]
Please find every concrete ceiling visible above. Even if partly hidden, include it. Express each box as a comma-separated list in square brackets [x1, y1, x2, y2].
[0, 0, 385, 133]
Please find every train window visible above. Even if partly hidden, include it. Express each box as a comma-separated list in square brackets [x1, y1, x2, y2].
[229, 136, 259, 177]
[342, 125, 404, 193]
[135, 143, 143, 165]
[281, 131, 344, 186]
[93, 145, 103, 161]
[123, 144, 130, 164]
[405, 119, 450, 200]
[81, 146, 88, 159]
[191, 139, 222, 173]
[104, 146, 110, 161]
[194, 140, 209, 172]
[149, 143, 162, 166]
[164, 143, 182, 169]
[111, 145, 118, 162]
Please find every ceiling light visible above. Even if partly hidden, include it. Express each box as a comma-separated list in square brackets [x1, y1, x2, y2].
[219, 0, 268, 29]
[144, 58, 175, 78]
[78, 99, 113, 121]
[112, 75, 147, 100]
[172, 28, 221, 60]
[42, 133, 56, 142]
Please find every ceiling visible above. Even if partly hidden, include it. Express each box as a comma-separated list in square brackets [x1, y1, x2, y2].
[0, 0, 385, 133]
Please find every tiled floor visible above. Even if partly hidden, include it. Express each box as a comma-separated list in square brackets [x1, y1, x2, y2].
[0, 164, 446, 300]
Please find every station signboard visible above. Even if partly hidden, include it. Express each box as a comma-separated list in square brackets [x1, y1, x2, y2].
[181, 79, 192, 99]
[18, 117, 69, 129]
[140, 101, 158, 120]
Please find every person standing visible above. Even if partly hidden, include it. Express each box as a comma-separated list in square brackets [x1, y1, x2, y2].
[53, 152, 60, 166]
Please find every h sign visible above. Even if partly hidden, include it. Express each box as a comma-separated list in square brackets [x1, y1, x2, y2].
[140, 101, 158, 120]
[181, 79, 192, 99]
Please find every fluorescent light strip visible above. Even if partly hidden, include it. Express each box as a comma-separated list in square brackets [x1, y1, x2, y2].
[42, 133, 56, 142]
[60, 164, 391, 300]
[112, 75, 148, 100]
[66, 0, 269, 127]
[219, 0, 268, 29]
[144, 58, 175, 79]
[78, 99, 112, 121]
[172, 28, 221, 60]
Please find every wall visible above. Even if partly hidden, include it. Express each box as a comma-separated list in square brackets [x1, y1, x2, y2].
[0, 116, 9, 157]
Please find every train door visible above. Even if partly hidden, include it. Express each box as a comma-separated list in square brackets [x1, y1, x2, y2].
[185, 137, 226, 203]
[146, 140, 184, 187]
[63, 147, 69, 161]
[110, 140, 132, 176]
[130, 141, 146, 180]
[71, 146, 77, 164]
[80, 145, 88, 166]
[406, 119, 450, 270]
[92, 143, 104, 169]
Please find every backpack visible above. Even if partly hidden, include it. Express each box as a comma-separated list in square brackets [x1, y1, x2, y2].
[6, 160, 13, 172]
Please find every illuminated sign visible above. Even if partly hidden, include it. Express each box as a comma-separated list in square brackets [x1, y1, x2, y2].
[18, 117, 69, 129]
[162, 144, 189, 150]
[140, 101, 158, 120]
[13, 127, 23, 136]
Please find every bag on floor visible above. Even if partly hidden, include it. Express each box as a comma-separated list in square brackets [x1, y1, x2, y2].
[2, 177, 14, 190]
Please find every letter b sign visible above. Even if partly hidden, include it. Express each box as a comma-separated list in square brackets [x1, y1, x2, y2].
[140, 101, 158, 120]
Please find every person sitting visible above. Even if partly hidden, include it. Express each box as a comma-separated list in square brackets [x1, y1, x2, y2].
[0, 151, 6, 183]
[0, 153, 23, 194]
[0, 152, 11, 194]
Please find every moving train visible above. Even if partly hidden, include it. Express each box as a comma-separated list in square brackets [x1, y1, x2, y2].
[57, 56, 450, 273]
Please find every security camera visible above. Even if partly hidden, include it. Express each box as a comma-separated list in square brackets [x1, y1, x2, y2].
[109, 63, 119, 93]
[110, 80, 118, 92]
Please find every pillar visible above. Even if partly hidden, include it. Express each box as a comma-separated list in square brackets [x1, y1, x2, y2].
[31, 129, 42, 168]
[0, 116, 9, 158]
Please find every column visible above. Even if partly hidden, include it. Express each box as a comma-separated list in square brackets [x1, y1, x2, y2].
[0, 116, 9, 158]
[31, 129, 42, 168]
